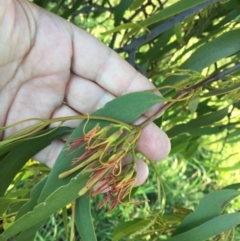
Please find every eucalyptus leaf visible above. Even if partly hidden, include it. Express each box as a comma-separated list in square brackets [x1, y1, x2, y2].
[162, 29, 240, 88]
[173, 189, 240, 235]
[167, 106, 229, 138]
[0, 172, 89, 240]
[0, 127, 72, 197]
[112, 218, 152, 241]
[75, 192, 97, 241]
[167, 213, 240, 241]
[129, 0, 145, 10]
[114, 0, 134, 26]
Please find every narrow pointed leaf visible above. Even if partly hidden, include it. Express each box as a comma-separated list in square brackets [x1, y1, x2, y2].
[0, 172, 89, 240]
[0, 127, 72, 197]
[112, 218, 151, 241]
[167, 213, 240, 241]
[167, 106, 229, 138]
[173, 189, 240, 235]
[75, 192, 97, 241]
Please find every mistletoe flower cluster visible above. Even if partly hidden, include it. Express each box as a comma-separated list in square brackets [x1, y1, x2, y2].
[59, 122, 142, 211]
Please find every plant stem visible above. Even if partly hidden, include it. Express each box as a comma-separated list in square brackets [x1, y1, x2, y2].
[139, 63, 240, 129]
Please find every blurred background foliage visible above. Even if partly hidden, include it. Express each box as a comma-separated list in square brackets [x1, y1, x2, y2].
[1, 0, 240, 240]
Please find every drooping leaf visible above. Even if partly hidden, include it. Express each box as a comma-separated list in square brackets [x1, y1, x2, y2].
[101, 23, 146, 36]
[61, 0, 83, 19]
[167, 213, 240, 241]
[75, 193, 97, 241]
[173, 189, 240, 235]
[223, 183, 240, 190]
[188, 96, 200, 113]
[114, 0, 134, 26]
[174, 23, 184, 44]
[112, 218, 152, 241]
[187, 126, 224, 136]
[0, 172, 89, 240]
[125, 0, 219, 37]
[182, 137, 200, 158]
[129, 0, 145, 10]
[13, 177, 48, 241]
[201, 82, 240, 97]
[167, 106, 229, 138]
[170, 134, 190, 155]
[0, 198, 21, 216]
[162, 29, 240, 87]
[0, 127, 72, 197]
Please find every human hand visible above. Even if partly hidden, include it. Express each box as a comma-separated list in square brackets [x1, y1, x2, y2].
[0, 0, 170, 186]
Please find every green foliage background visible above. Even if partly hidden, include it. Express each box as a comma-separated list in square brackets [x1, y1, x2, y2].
[1, 0, 240, 240]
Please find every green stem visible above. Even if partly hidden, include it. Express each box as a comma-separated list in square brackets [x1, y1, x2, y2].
[1, 115, 134, 143]
[139, 63, 240, 129]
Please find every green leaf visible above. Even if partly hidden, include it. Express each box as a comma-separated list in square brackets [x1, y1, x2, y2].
[129, 0, 145, 10]
[61, 0, 83, 19]
[162, 29, 240, 87]
[16, 177, 48, 219]
[182, 30, 240, 70]
[174, 23, 184, 44]
[14, 177, 48, 241]
[31, 92, 163, 240]
[111, 0, 217, 39]
[75, 192, 97, 241]
[33, 0, 50, 8]
[201, 82, 240, 97]
[0, 127, 72, 197]
[173, 189, 240, 235]
[114, 0, 134, 26]
[101, 23, 146, 36]
[170, 134, 190, 155]
[223, 183, 240, 190]
[38, 92, 164, 202]
[205, 163, 240, 172]
[167, 213, 240, 241]
[182, 137, 200, 158]
[140, 0, 215, 28]
[188, 96, 200, 113]
[0, 198, 17, 216]
[0, 172, 89, 240]
[187, 126, 224, 136]
[167, 106, 229, 138]
[112, 218, 151, 241]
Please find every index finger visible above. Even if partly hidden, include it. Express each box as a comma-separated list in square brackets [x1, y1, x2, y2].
[71, 25, 157, 99]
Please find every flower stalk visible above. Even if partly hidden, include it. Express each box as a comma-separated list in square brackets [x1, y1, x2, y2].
[59, 122, 141, 211]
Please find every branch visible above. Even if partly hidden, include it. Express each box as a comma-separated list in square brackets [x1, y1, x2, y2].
[139, 62, 240, 128]
[115, 0, 219, 67]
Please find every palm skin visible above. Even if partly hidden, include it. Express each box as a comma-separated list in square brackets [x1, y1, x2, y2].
[0, 0, 170, 185]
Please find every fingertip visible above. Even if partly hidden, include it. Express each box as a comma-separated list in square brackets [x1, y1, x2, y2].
[137, 123, 171, 161]
[134, 159, 149, 186]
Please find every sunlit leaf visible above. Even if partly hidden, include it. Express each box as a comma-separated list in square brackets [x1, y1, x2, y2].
[112, 218, 151, 241]
[101, 23, 146, 36]
[75, 193, 97, 241]
[167, 106, 229, 138]
[173, 189, 240, 235]
[129, 0, 145, 10]
[0, 127, 72, 197]
[114, 0, 134, 26]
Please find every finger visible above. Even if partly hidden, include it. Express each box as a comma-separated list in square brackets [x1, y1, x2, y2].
[65, 74, 115, 114]
[65, 73, 163, 123]
[134, 116, 171, 161]
[71, 25, 161, 114]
